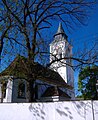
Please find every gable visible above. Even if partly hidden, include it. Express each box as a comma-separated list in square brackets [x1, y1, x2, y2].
[0, 56, 72, 89]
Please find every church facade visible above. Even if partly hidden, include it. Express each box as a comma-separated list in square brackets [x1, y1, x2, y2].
[0, 23, 75, 103]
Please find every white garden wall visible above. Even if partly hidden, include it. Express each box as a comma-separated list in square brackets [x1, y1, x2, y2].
[0, 101, 98, 120]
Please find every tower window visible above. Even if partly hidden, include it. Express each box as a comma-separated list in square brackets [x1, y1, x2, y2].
[59, 53, 62, 59]
[68, 47, 70, 53]
[18, 82, 25, 98]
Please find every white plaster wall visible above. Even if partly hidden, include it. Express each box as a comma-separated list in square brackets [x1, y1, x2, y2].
[0, 101, 97, 120]
[58, 67, 67, 83]
[4, 79, 13, 102]
[0, 84, 2, 102]
[93, 101, 98, 120]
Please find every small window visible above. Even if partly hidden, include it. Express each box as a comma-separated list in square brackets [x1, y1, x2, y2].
[18, 82, 25, 98]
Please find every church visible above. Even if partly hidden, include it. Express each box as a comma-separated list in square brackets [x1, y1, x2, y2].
[0, 23, 75, 103]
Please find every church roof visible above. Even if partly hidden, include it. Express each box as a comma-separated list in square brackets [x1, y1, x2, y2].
[0, 55, 72, 89]
[0, 55, 27, 79]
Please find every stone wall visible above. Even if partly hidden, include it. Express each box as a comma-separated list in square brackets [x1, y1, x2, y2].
[0, 100, 98, 120]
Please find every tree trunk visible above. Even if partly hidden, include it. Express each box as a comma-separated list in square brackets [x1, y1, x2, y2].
[1, 91, 3, 103]
[26, 81, 35, 102]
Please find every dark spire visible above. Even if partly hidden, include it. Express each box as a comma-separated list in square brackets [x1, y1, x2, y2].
[57, 22, 65, 34]
[54, 22, 68, 39]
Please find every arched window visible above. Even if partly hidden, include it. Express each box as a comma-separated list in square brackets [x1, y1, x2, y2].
[18, 82, 25, 98]
[68, 47, 70, 53]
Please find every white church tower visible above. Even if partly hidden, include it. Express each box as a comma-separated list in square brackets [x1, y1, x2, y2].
[50, 23, 74, 99]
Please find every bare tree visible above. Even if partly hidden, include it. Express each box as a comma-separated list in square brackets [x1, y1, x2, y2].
[0, 0, 97, 101]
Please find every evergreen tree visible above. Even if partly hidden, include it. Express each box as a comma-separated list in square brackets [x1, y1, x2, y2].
[78, 65, 98, 100]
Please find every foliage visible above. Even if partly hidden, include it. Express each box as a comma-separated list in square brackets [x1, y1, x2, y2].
[78, 65, 98, 100]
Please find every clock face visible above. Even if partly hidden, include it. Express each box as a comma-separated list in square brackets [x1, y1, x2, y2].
[59, 41, 64, 48]
[51, 41, 65, 56]
[53, 41, 64, 51]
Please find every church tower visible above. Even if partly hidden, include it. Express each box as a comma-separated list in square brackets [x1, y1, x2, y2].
[50, 23, 74, 89]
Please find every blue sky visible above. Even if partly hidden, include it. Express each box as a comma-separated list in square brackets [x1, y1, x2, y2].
[69, 3, 98, 95]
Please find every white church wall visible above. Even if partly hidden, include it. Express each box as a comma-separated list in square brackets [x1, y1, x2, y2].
[0, 84, 2, 102]
[0, 76, 13, 103]
[93, 101, 98, 119]
[57, 67, 67, 83]
[0, 100, 97, 120]
[4, 79, 13, 102]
